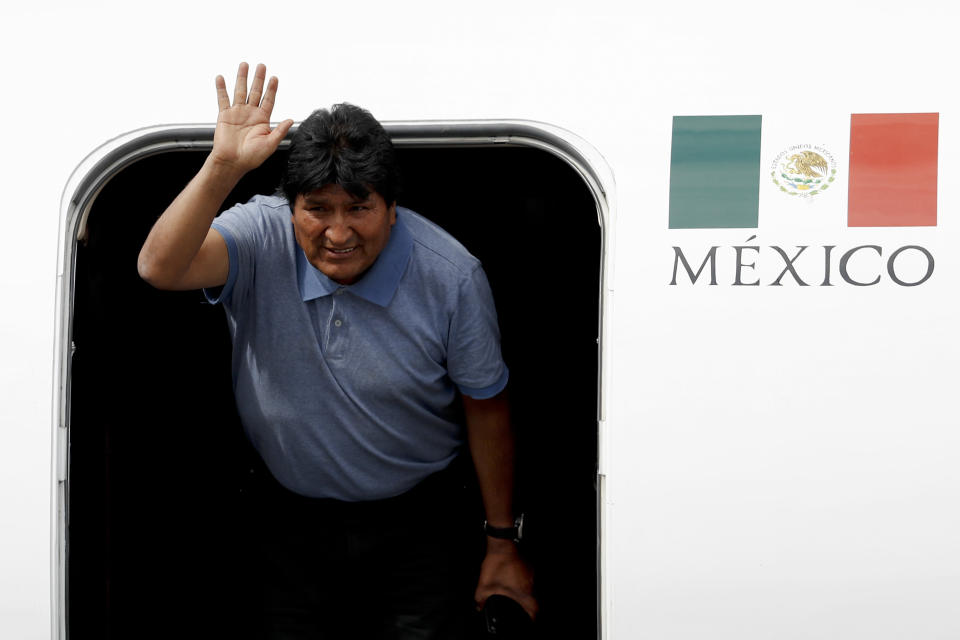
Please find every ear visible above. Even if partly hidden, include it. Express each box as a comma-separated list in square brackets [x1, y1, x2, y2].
[388, 202, 397, 225]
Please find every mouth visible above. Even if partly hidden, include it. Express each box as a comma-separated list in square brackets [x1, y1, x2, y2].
[324, 246, 358, 256]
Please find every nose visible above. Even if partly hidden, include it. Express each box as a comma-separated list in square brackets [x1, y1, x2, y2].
[324, 214, 353, 246]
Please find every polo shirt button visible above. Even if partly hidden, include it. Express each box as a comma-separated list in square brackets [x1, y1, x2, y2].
[334, 319, 343, 327]
[335, 289, 345, 296]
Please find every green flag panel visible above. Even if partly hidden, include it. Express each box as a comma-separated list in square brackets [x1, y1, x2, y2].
[669, 115, 762, 229]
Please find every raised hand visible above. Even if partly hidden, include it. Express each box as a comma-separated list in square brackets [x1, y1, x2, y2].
[211, 62, 294, 175]
[138, 63, 294, 291]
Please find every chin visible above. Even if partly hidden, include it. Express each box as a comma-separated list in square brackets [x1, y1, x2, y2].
[326, 269, 358, 285]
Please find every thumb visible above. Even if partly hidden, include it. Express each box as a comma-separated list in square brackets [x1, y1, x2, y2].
[269, 119, 295, 145]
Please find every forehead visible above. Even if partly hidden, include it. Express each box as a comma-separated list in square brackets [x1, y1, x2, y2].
[299, 184, 378, 205]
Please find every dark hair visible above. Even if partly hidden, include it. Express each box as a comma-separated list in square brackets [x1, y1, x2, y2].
[280, 103, 400, 206]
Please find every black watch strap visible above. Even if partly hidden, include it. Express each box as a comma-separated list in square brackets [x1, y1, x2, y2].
[483, 514, 524, 542]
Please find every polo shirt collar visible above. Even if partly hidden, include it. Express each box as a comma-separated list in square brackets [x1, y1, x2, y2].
[296, 212, 413, 307]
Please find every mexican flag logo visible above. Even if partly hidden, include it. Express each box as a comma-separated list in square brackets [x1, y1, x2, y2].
[668, 113, 939, 229]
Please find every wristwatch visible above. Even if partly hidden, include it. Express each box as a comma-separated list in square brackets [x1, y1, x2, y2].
[483, 513, 524, 543]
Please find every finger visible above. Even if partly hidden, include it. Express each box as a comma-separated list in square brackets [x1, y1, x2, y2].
[232, 62, 249, 106]
[259, 76, 279, 118]
[519, 595, 539, 621]
[215, 75, 230, 112]
[247, 63, 267, 106]
[267, 119, 295, 147]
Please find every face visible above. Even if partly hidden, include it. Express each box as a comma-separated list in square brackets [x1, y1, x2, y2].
[292, 184, 396, 285]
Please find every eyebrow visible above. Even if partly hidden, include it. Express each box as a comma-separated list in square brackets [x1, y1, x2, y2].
[303, 195, 372, 206]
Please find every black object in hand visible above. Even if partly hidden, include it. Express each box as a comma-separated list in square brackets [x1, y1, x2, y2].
[481, 594, 534, 638]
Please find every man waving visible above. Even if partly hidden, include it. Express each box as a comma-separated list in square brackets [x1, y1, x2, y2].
[139, 62, 535, 639]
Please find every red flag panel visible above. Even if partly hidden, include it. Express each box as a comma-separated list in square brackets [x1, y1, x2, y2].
[848, 113, 938, 227]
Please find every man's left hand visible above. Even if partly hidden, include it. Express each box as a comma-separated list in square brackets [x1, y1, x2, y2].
[475, 537, 538, 621]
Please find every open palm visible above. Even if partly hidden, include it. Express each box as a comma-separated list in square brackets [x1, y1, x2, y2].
[212, 62, 293, 174]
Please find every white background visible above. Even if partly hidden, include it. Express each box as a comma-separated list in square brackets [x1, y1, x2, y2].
[2, 1, 958, 638]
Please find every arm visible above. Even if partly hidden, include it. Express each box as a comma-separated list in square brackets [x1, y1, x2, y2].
[463, 390, 538, 620]
[137, 62, 294, 290]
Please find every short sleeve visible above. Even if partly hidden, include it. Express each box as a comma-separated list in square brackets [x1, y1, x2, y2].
[202, 198, 266, 306]
[447, 264, 509, 399]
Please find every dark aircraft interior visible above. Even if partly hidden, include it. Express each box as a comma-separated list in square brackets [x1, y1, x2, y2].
[68, 141, 601, 639]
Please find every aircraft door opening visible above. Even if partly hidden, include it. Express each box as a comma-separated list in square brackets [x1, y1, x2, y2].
[59, 122, 607, 639]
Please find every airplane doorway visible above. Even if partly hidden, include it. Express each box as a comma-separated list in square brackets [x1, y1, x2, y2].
[63, 124, 605, 639]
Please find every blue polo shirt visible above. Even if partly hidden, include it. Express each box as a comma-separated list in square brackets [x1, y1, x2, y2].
[205, 195, 508, 501]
